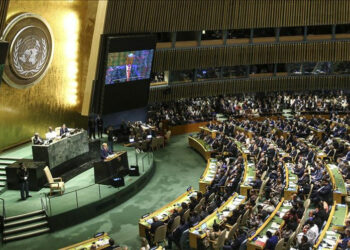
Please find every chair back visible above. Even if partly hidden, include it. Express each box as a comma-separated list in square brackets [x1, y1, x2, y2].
[194, 203, 201, 213]
[236, 215, 242, 225]
[275, 238, 284, 250]
[43, 166, 54, 183]
[153, 224, 167, 244]
[165, 130, 171, 141]
[226, 222, 238, 240]
[241, 209, 250, 226]
[199, 197, 205, 207]
[169, 216, 180, 233]
[212, 229, 226, 249]
[304, 198, 310, 209]
[179, 229, 190, 250]
[208, 192, 215, 202]
[182, 209, 190, 222]
[55, 127, 61, 135]
[307, 184, 314, 200]
[151, 139, 157, 149]
[156, 136, 164, 148]
[286, 231, 296, 249]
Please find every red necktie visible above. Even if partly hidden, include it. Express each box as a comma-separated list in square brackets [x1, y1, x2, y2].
[127, 65, 131, 81]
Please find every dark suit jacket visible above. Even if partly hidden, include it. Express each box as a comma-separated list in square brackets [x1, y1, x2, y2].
[150, 220, 164, 234]
[60, 127, 69, 136]
[101, 149, 112, 160]
[108, 64, 141, 83]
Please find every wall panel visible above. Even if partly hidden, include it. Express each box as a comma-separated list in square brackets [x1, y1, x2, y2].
[152, 41, 350, 71]
[0, 0, 98, 151]
[105, 0, 350, 34]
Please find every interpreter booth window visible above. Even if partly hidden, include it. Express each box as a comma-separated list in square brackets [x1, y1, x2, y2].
[288, 63, 303, 75]
[276, 63, 288, 76]
[279, 26, 304, 42]
[254, 28, 275, 38]
[336, 24, 350, 34]
[303, 62, 332, 75]
[196, 68, 221, 81]
[249, 64, 274, 76]
[150, 72, 167, 84]
[169, 70, 194, 83]
[156, 32, 172, 42]
[175, 31, 199, 48]
[333, 62, 350, 75]
[335, 24, 350, 40]
[308, 25, 332, 35]
[222, 66, 247, 78]
[307, 25, 332, 40]
[280, 26, 304, 36]
[201, 30, 223, 40]
[176, 31, 198, 41]
[227, 29, 250, 39]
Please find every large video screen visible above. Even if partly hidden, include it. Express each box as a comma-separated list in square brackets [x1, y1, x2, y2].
[105, 50, 154, 84]
[94, 34, 156, 115]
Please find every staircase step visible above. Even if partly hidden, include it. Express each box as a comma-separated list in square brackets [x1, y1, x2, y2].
[5, 210, 45, 222]
[3, 227, 50, 242]
[4, 221, 48, 235]
[0, 181, 6, 187]
[0, 176, 6, 181]
[0, 162, 13, 166]
[4, 214, 46, 228]
[0, 165, 7, 170]
[0, 170, 6, 175]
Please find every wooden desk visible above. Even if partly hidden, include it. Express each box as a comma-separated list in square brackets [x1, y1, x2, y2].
[59, 233, 110, 250]
[247, 199, 285, 250]
[189, 193, 246, 249]
[188, 136, 213, 160]
[327, 164, 347, 203]
[199, 126, 217, 139]
[199, 158, 217, 193]
[138, 188, 196, 237]
[315, 203, 348, 250]
[32, 130, 89, 169]
[313, 202, 339, 249]
[93, 151, 129, 185]
[283, 162, 298, 200]
[240, 161, 256, 197]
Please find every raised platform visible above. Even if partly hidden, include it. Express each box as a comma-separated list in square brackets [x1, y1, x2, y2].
[0, 142, 155, 232]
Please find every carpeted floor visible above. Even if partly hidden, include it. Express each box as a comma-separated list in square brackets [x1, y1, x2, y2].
[1, 134, 206, 249]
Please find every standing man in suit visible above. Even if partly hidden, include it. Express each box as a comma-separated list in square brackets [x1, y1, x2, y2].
[60, 124, 69, 136]
[17, 162, 31, 200]
[96, 115, 103, 138]
[109, 53, 141, 83]
[88, 117, 96, 140]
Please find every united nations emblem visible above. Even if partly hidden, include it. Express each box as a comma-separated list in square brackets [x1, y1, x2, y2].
[1, 13, 54, 89]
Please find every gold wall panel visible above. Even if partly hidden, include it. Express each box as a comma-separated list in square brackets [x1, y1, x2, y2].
[0, 0, 98, 151]
[0, 0, 9, 34]
[105, 0, 350, 33]
[149, 75, 350, 103]
[152, 40, 350, 71]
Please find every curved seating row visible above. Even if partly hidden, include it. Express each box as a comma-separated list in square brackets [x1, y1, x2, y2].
[139, 116, 349, 249]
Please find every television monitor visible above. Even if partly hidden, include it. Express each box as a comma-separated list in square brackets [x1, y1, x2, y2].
[105, 50, 154, 85]
[95, 34, 156, 115]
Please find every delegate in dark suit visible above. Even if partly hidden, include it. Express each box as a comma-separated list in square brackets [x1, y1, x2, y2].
[108, 64, 141, 83]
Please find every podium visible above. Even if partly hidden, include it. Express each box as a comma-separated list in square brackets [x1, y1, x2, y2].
[93, 151, 129, 185]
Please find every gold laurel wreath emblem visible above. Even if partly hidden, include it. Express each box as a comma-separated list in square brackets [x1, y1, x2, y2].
[12, 37, 47, 77]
